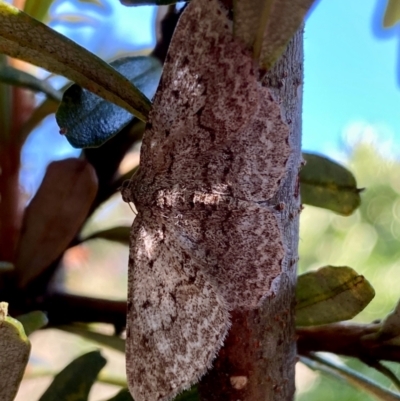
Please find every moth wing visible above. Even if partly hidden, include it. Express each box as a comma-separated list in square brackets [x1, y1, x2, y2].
[137, 0, 290, 202]
[168, 201, 285, 309]
[126, 215, 230, 401]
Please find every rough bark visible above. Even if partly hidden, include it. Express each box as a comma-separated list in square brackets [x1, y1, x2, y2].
[199, 29, 303, 401]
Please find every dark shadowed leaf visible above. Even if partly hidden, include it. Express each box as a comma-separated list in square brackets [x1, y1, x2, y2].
[384, 0, 400, 28]
[56, 56, 161, 148]
[83, 226, 130, 245]
[17, 311, 48, 336]
[234, 0, 317, 70]
[0, 2, 151, 121]
[296, 266, 375, 326]
[300, 152, 361, 215]
[0, 302, 31, 401]
[0, 64, 62, 101]
[14, 159, 98, 288]
[38, 351, 107, 401]
[59, 324, 125, 353]
[107, 389, 134, 401]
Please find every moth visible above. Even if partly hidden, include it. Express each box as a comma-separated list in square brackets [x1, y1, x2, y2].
[122, 0, 291, 400]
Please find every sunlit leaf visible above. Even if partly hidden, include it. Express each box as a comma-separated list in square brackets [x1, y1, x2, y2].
[82, 226, 130, 245]
[38, 351, 107, 401]
[0, 2, 151, 121]
[56, 56, 161, 148]
[59, 324, 125, 353]
[14, 159, 98, 288]
[17, 311, 48, 336]
[384, 0, 400, 28]
[300, 152, 361, 215]
[233, 0, 317, 70]
[23, 0, 53, 22]
[0, 302, 31, 401]
[0, 64, 61, 101]
[296, 266, 375, 326]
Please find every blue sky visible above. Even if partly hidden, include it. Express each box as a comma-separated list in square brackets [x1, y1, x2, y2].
[303, 0, 400, 157]
[20, 0, 400, 192]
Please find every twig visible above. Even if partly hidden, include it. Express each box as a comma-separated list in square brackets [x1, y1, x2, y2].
[300, 353, 400, 401]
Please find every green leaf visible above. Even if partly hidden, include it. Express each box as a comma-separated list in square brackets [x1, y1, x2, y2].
[59, 324, 125, 353]
[38, 350, 107, 401]
[233, 0, 317, 70]
[384, 0, 400, 28]
[300, 354, 400, 401]
[56, 56, 161, 148]
[0, 64, 62, 101]
[300, 152, 361, 216]
[0, 302, 31, 401]
[120, 0, 184, 5]
[106, 388, 134, 401]
[16, 311, 48, 336]
[296, 266, 375, 326]
[83, 226, 130, 245]
[23, 0, 53, 22]
[0, 2, 151, 121]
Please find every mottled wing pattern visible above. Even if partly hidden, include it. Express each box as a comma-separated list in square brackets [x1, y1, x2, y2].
[138, 0, 290, 202]
[125, 0, 291, 400]
[127, 213, 230, 401]
[165, 197, 285, 309]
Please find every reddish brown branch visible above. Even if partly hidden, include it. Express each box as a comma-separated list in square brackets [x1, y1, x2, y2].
[297, 323, 400, 363]
[39, 293, 400, 365]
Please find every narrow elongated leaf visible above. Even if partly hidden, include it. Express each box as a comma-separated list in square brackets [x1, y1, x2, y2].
[296, 266, 375, 326]
[19, 97, 59, 143]
[15, 159, 98, 288]
[56, 56, 161, 148]
[23, 0, 53, 22]
[0, 302, 31, 401]
[17, 311, 48, 336]
[384, 0, 400, 28]
[0, 2, 151, 121]
[83, 226, 130, 245]
[301, 354, 400, 401]
[59, 324, 125, 353]
[300, 152, 361, 215]
[233, 0, 317, 70]
[38, 351, 107, 401]
[0, 64, 61, 101]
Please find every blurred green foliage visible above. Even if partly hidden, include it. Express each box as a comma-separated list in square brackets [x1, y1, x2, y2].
[297, 143, 400, 400]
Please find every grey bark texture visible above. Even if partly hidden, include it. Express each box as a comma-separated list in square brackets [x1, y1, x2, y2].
[198, 28, 304, 401]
